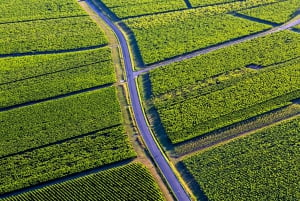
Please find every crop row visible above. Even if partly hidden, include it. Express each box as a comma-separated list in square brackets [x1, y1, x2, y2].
[126, 13, 270, 65]
[0, 47, 112, 84]
[150, 30, 300, 95]
[3, 163, 164, 201]
[0, 48, 115, 108]
[183, 116, 300, 200]
[175, 103, 300, 155]
[239, 0, 300, 24]
[0, 16, 107, 55]
[156, 58, 300, 143]
[100, 0, 186, 19]
[0, 125, 136, 195]
[190, 0, 253, 7]
[0, 87, 122, 157]
[0, 0, 86, 23]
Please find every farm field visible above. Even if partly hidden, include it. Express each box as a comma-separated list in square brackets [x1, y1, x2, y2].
[0, 16, 107, 55]
[239, 0, 300, 24]
[0, 48, 115, 109]
[0, 0, 166, 200]
[125, 12, 270, 65]
[3, 0, 300, 200]
[3, 163, 165, 201]
[0, 0, 86, 23]
[148, 31, 300, 143]
[183, 116, 300, 200]
[99, 0, 186, 19]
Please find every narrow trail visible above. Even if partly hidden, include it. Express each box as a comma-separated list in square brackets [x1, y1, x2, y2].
[178, 113, 300, 160]
[134, 16, 300, 76]
[86, 0, 191, 200]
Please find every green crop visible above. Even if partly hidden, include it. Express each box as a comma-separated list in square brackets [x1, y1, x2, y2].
[125, 13, 270, 64]
[240, 0, 300, 24]
[0, 87, 122, 157]
[3, 163, 164, 201]
[0, 126, 136, 195]
[183, 116, 300, 200]
[0, 16, 107, 55]
[0, 48, 115, 108]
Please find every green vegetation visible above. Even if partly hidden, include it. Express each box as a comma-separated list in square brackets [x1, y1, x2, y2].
[0, 0, 86, 23]
[0, 87, 122, 157]
[156, 58, 300, 143]
[100, 0, 186, 19]
[0, 47, 112, 84]
[0, 16, 107, 55]
[190, 0, 239, 7]
[0, 48, 115, 108]
[175, 104, 300, 155]
[183, 116, 300, 201]
[0, 125, 135, 195]
[3, 163, 164, 201]
[239, 0, 300, 24]
[150, 31, 300, 95]
[148, 31, 300, 143]
[126, 13, 270, 64]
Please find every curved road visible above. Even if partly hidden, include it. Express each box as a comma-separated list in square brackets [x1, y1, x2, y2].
[86, 1, 191, 200]
[135, 16, 300, 76]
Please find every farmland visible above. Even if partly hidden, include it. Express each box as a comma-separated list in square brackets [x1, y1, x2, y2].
[0, 48, 115, 108]
[0, 125, 135, 194]
[239, 0, 300, 24]
[0, 0, 86, 23]
[125, 12, 270, 65]
[0, 17, 107, 55]
[100, 0, 186, 19]
[183, 116, 300, 200]
[148, 31, 300, 143]
[3, 163, 164, 201]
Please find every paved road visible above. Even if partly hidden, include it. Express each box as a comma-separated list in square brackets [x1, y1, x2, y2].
[86, 1, 191, 200]
[134, 17, 300, 76]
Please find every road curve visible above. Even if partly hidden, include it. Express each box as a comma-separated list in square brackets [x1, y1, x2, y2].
[85, 1, 191, 200]
[135, 16, 300, 76]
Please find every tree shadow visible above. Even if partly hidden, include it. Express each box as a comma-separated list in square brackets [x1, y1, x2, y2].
[117, 22, 145, 68]
[138, 73, 176, 156]
[176, 161, 209, 201]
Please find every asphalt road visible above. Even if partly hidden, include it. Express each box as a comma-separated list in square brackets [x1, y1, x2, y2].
[135, 16, 300, 76]
[86, 1, 191, 200]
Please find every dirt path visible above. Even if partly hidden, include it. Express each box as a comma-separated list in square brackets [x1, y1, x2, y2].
[134, 16, 300, 76]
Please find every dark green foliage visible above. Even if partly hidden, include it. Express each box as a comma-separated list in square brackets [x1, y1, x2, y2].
[183, 116, 300, 200]
[0, 87, 122, 157]
[0, 48, 115, 108]
[156, 59, 300, 143]
[0, 126, 136, 195]
[3, 163, 164, 201]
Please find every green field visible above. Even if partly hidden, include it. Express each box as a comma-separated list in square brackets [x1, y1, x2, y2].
[148, 31, 300, 143]
[126, 13, 270, 65]
[3, 163, 164, 201]
[0, 0, 86, 23]
[100, 0, 186, 19]
[0, 125, 135, 194]
[240, 0, 300, 24]
[0, 48, 115, 108]
[0, 87, 122, 157]
[0, 16, 107, 55]
[175, 104, 300, 155]
[183, 116, 300, 200]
